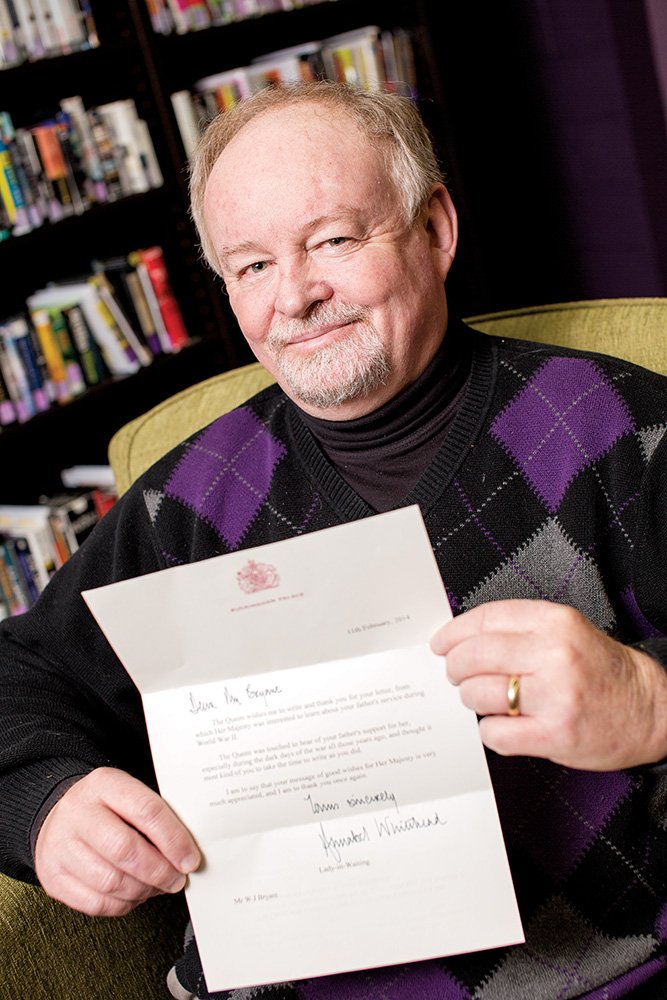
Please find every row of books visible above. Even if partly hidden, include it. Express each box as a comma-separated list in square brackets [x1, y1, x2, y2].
[0, 96, 163, 241]
[144, 0, 335, 35]
[0, 0, 97, 68]
[0, 245, 190, 425]
[171, 25, 418, 158]
[0, 479, 116, 617]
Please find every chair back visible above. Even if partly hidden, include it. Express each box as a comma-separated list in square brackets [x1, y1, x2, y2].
[108, 297, 667, 495]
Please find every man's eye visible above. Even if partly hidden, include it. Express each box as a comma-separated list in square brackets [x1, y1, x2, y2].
[326, 236, 348, 247]
[248, 261, 268, 274]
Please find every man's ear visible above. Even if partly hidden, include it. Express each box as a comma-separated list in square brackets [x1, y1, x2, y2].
[425, 184, 458, 281]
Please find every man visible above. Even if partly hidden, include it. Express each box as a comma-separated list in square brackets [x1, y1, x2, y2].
[0, 81, 666, 999]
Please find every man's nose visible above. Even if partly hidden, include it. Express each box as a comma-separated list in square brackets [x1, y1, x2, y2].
[274, 255, 333, 317]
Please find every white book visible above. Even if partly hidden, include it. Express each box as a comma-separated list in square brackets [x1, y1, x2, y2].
[96, 99, 150, 196]
[60, 464, 115, 490]
[46, 0, 86, 51]
[27, 282, 141, 376]
[171, 90, 201, 159]
[11, 0, 43, 59]
[132, 117, 163, 188]
[31, 0, 59, 53]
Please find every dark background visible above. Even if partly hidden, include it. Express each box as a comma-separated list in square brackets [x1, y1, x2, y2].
[416, 0, 667, 317]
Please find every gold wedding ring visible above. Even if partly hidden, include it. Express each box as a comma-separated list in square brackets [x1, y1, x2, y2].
[507, 675, 521, 717]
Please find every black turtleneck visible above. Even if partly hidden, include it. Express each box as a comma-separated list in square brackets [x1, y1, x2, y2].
[296, 319, 473, 512]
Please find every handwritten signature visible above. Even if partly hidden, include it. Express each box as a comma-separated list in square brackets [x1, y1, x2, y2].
[317, 810, 446, 862]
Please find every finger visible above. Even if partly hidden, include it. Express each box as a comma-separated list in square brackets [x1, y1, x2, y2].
[445, 631, 540, 685]
[95, 769, 200, 875]
[430, 599, 579, 655]
[458, 674, 530, 718]
[44, 843, 162, 912]
[478, 715, 561, 763]
[88, 804, 191, 894]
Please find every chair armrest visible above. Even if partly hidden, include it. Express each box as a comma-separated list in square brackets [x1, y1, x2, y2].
[0, 873, 188, 999]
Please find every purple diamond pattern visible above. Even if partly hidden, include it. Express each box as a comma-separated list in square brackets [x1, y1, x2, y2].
[300, 962, 470, 1000]
[490, 757, 634, 881]
[492, 358, 634, 511]
[165, 407, 286, 548]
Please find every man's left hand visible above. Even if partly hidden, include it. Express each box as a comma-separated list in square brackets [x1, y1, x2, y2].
[430, 599, 667, 770]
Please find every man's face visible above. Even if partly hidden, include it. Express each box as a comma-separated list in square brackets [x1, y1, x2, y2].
[203, 103, 457, 419]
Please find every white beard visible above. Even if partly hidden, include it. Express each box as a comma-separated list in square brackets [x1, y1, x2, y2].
[266, 304, 390, 410]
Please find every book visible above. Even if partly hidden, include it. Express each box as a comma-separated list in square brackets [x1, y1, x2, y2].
[89, 271, 153, 367]
[3, 314, 50, 413]
[12, 0, 44, 61]
[170, 89, 203, 159]
[95, 99, 154, 196]
[27, 281, 142, 376]
[28, 306, 73, 402]
[60, 463, 116, 490]
[0, 532, 31, 613]
[0, 319, 35, 420]
[0, 135, 32, 236]
[59, 95, 109, 204]
[0, 532, 29, 615]
[248, 40, 323, 89]
[39, 489, 102, 552]
[0, 504, 60, 593]
[0, 356, 17, 426]
[121, 266, 165, 357]
[31, 121, 76, 219]
[46, 0, 88, 52]
[132, 247, 189, 350]
[61, 301, 109, 387]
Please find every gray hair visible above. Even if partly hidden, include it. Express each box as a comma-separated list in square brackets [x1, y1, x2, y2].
[189, 80, 446, 274]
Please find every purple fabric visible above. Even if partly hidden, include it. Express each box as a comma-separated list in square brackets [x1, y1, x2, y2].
[165, 407, 286, 548]
[491, 358, 634, 511]
[300, 962, 470, 1000]
[491, 757, 634, 880]
[620, 586, 666, 640]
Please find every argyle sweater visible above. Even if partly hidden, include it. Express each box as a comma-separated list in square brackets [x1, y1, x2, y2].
[0, 326, 666, 1000]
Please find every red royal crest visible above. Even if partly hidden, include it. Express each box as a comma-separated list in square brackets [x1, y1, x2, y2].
[236, 559, 280, 594]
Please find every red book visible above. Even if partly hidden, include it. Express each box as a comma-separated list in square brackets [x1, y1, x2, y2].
[137, 246, 189, 351]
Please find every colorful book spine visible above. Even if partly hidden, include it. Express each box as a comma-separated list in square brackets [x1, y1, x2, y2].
[136, 246, 190, 350]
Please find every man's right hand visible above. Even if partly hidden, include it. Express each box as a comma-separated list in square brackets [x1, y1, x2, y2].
[34, 767, 201, 917]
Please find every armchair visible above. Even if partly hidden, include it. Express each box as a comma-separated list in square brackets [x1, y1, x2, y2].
[2, 297, 665, 999]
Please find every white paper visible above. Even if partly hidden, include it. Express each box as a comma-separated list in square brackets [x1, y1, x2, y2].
[83, 506, 523, 991]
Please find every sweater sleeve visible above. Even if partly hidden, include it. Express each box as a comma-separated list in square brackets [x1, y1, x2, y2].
[0, 484, 164, 883]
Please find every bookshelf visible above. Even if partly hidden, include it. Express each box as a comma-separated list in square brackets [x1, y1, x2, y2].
[0, 0, 461, 506]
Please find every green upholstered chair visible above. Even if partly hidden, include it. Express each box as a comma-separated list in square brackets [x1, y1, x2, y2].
[2, 297, 666, 998]
[108, 296, 667, 496]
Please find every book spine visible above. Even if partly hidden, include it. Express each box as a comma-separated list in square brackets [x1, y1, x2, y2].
[31, 122, 75, 220]
[88, 274, 151, 366]
[47, 306, 87, 395]
[0, 136, 32, 236]
[29, 307, 70, 401]
[0, 533, 29, 614]
[62, 303, 108, 386]
[80, 280, 141, 375]
[127, 250, 173, 353]
[10, 535, 41, 604]
[170, 90, 201, 159]
[0, 353, 17, 425]
[6, 314, 50, 411]
[122, 268, 162, 356]
[137, 246, 190, 350]
[0, 319, 34, 420]
[12, 0, 44, 60]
